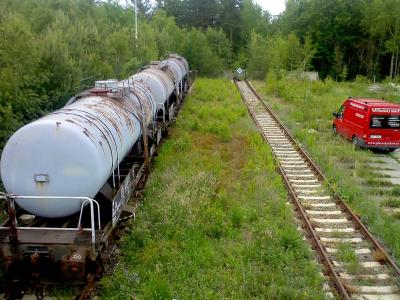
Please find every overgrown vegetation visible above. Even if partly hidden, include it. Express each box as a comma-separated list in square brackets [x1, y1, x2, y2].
[2, 0, 400, 150]
[0, 0, 231, 149]
[253, 76, 400, 261]
[100, 79, 324, 299]
[336, 243, 360, 274]
[161, 0, 400, 80]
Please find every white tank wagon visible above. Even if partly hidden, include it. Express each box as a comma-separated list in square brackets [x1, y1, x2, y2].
[131, 55, 189, 122]
[0, 55, 190, 219]
[164, 54, 189, 96]
[130, 61, 175, 105]
[0, 54, 192, 282]
[0, 81, 156, 218]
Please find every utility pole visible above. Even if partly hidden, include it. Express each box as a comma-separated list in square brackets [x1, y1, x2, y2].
[126, 0, 138, 45]
[135, 0, 138, 41]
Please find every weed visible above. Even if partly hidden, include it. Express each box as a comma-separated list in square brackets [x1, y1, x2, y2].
[100, 78, 325, 299]
[254, 78, 400, 265]
[331, 230, 347, 238]
[366, 178, 393, 187]
[373, 250, 387, 263]
[382, 199, 400, 208]
[391, 187, 400, 197]
[302, 201, 313, 210]
[390, 211, 400, 219]
[336, 243, 360, 274]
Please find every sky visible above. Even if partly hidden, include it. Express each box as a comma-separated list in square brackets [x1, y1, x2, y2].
[254, 0, 286, 15]
[123, 0, 287, 16]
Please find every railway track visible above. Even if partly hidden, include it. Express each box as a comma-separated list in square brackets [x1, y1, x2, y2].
[235, 79, 400, 299]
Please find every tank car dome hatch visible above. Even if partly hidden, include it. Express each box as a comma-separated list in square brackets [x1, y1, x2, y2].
[0, 54, 188, 219]
[94, 79, 119, 92]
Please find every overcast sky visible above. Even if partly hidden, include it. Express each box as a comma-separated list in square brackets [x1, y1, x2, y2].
[125, 0, 287, 16]
[255, 0, 286, 15]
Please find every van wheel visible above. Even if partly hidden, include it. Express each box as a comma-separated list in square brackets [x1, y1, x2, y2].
[332, 125, 337, 135]
[352, 136, 360, 150]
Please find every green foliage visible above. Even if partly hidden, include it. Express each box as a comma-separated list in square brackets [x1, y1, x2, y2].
[182, 29, 225, 76]
[336, 243, 360, 274]
[255, 78, 400, 263]
[247, 32, 316, 79]
[277, 0, 400, 80]
[382, 198, 400, 208]
[0, 0, 232, 149]
[100, 79, 324, 299]
[205, 28, 232, 66]
[155, 0, 400, 80]
[364, 0, 400, 79]
[157, 0, 272, 61]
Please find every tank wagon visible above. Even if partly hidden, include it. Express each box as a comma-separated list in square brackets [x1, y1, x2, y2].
[0, 54, 191, 284]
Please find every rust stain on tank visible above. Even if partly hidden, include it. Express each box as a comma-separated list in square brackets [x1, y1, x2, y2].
[35, 181, 46, 192]
[82, 128, 96, 144]
[65, 119, 76, 125]
[98, 140, 106, 155]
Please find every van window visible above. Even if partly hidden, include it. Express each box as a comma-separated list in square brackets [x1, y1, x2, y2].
[337, 105, 345, 118]
[370, 115, 400, 128]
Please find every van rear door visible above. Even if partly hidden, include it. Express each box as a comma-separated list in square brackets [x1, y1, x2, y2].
[368, 114, 400, 146]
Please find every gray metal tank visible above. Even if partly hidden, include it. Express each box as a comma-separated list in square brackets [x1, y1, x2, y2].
[168, 54, 189, 75]
[165, 58, 184, 84]
[163, 56, 189, 97]
[129, 62, 174, 105]
[0, 81, 156, 218]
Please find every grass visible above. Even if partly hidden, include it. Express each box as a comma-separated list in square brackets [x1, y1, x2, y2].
[100, 78, 324, 299]
[336, 243, 360, 274]
[381, 199, 400, 208]
[391, 187, 400, 197]
[253, 75, 400, 262]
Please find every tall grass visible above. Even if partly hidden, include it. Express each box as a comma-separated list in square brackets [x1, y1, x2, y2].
[100, 78, 324, 299]
[254, 76, 400, 261]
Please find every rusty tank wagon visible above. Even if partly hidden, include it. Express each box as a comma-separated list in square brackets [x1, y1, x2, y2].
[0, 54, 192, 288]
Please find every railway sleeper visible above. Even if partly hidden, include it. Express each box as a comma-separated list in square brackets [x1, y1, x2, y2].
[235, 79, 400, 299]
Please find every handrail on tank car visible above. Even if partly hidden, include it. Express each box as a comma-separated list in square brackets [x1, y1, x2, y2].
[0, 195, 101, 244]
[77, 198, 101, 243]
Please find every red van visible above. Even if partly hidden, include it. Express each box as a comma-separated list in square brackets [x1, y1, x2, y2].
[332, 98, 400, 152]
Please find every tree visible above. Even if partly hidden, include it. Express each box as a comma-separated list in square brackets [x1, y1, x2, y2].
[131, 0, 153, 18]
[364, 0, 400, 79]
[205, 28, 232, 65]
[278, 0, 369, 79]
[182, 29, 224, 75]
[155, 0, 219, 29]
[241, 0, 270, 40]
[150, 10, 184, 57]
[218, 0, 244, 53]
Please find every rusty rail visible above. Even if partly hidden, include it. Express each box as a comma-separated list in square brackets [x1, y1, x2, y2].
[235, 79, 400, 299]
[244, 80, 400, 276]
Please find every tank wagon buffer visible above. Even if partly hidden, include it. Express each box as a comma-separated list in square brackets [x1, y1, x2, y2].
[0, 54, 191, 281]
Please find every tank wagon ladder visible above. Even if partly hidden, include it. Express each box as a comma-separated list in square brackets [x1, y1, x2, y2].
[234, 79, 400, 299]
[119, 82, 151, 169]
[0, 194, 102, 299]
